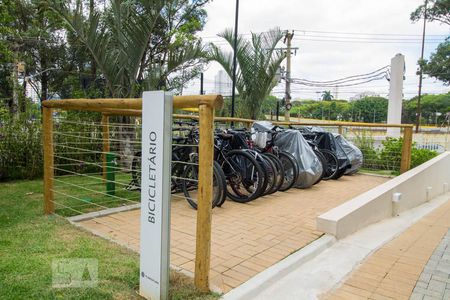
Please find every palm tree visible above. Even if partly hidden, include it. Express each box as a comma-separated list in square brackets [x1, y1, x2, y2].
[321, 90, 334, 101]
[209, 28, 285, 119]
[49, 0, 206, 98]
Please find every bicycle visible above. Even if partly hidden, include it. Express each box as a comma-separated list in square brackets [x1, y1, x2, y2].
[214, 131, 265, 203]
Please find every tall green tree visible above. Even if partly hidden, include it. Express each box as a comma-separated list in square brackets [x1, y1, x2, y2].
[411, 0, 450, 84]
[209, 28, 286, 119]
[420, 40, 450, 84]
[411, 0, 450, 25]
[321, 90, 334, 101]
[0, 0, 68, 109]
[49, 0, 209, 98]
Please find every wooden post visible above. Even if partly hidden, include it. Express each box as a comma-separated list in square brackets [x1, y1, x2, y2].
[43, 107, 54, 214]
[194, 104, 214, 291]
[101, 114, 110, 180]
[400, 126, 413, 174]
[338, 126, 343, 135]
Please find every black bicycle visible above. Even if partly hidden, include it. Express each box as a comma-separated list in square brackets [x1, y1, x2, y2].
[214, 131, 265, 203]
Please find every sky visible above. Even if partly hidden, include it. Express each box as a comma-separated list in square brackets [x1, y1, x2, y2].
[182, 0, 450, 100]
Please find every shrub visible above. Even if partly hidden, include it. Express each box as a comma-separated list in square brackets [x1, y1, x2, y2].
[0, 116, 43, 181]
[411, 147, 438, 168]
[379, 137, 402, 170]
[353, 133, 438, 172]
[353, 131, 378, 168]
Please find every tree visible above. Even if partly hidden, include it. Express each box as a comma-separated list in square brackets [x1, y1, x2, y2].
[0, 0, 68, 109]
[209, 28, 285, 119]
[411, 0, 450, 26]
[321, 90, 333, 101]
[351, 96, 388, 123]
[420, 40, 450, 84]
[411, 0, 450, 84]
[402, 93, 450, 124]
[49, 0, 209, 98]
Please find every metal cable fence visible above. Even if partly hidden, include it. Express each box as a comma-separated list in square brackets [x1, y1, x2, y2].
[50, 113, 204, 217]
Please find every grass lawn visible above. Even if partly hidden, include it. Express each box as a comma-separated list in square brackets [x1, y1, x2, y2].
[0, 179, 219, 300]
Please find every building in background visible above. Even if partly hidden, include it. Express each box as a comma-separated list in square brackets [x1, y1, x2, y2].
[349, 91, 381, 101]
[214, 70, 232, 96]
[25, 81, 40, 103]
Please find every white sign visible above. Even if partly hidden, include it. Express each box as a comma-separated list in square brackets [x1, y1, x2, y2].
[140, 91, 172, 300]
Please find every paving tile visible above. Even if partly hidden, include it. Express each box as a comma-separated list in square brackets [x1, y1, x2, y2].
[73, 174, 389, 292]
[326, 199, 450, 300]
[409, 292, 424, 300]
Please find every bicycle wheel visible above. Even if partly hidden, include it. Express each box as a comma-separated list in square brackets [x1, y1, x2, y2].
[278, 151, 299, 191]
[215, 162, 227, 207]
[313, 149, 326, 185]
[182, 161, 225, 210]
[262, 153, 284, 194]
[222, 149, 265, 203]
[320, 149, 339, 180]
[259, 154, 277, 196]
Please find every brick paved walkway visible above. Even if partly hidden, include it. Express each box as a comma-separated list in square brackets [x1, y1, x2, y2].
[324, 199, 450, 300]
[76, 174, 387, 292]
[410, 229, 450, 300]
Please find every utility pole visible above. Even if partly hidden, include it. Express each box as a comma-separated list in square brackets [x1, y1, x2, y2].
[200, 73, 204, 95]
[415, 0, 428, 133]
[231, 0, 239, 119]
[284, 31, 294, 121]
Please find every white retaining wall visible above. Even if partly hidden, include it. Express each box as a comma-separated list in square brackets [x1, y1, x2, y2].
[317, 152, 450, 239]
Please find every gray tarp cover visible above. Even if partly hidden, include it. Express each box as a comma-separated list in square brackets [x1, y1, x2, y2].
[304, 126, 351, 169]
[334, 134, 363, 175]
[274, 130, 323, 188]
[252, 122, 322, 188]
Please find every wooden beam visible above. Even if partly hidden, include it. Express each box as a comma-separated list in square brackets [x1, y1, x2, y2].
[43, 107, 54, 214]
[194, 104, 214, 291]
[400, 126, 413, 174]
[273, 120, 414, 129]
[41, 95, 223, 111]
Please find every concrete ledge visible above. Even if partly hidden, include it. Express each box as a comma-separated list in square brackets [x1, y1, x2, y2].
[222, 234, 336, 300]
[67, 203, 140, 222]
[317, 152, 450, 239]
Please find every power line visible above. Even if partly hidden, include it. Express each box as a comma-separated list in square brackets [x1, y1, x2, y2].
[293, 29, 448, 37]
[291, 65, 389, 84]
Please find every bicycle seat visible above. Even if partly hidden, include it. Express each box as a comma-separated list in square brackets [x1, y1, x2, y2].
[217, 132, 233, 140]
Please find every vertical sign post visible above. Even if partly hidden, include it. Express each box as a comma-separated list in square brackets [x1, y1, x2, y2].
[140, 91, 172, 300]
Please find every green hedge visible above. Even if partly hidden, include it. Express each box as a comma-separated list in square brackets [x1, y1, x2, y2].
[0, 116, 43, 181]
[0, 111, 103, 181]
[353, 135, 438, 173]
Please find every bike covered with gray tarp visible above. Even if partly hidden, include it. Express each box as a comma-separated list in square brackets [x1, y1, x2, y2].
[252, 121, 323, 188]
[333, 134, 363, 175]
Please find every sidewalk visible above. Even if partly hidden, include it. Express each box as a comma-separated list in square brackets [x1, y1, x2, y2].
[324, 200, 450, 300]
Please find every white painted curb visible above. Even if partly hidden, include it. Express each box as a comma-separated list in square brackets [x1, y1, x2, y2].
[67, 203, 140, 222]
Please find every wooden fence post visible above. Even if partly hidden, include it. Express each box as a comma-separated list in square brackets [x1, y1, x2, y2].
[338, 125, 343, 135]
[101, 114, 110, 180]
[43, 107, 54, 214]
[194, 104, 214, 291]
[400, 126, 413, 174]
